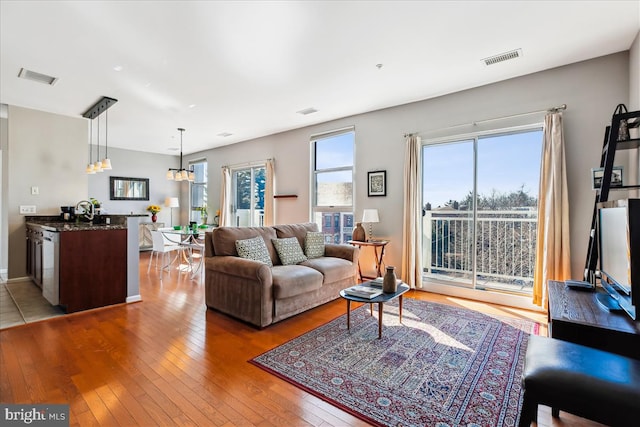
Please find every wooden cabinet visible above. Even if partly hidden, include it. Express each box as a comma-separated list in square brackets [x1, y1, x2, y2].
[548, 280, 640, 359]
[59, 229, 127, 313]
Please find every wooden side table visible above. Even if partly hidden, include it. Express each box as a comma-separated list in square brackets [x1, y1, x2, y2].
[347, 240, 389, 281]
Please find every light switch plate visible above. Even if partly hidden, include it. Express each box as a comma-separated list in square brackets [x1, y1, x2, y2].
[19, 205, 36, 214]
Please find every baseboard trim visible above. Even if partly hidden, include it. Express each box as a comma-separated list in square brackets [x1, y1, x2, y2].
[6, 276, 31, 284]
[126, 295, 142, 303]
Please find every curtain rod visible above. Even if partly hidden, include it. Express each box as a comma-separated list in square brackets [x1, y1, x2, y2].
[224, 158, 273, 169]
[404, 104, 567, 137]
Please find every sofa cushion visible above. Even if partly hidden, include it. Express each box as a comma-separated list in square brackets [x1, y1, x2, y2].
[272, 237, 308, 265]
[274, 223, 319, 250]
[212, 226, 279, 265]
[301, 257, 355, 284]
[305, 231, 325, 258]
[271, 265, 323, 299]
[235, 236, 273, 267]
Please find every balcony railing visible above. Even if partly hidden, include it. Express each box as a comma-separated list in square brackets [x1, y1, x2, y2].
[422, 208, 537, 293]
[235, 209, 265, 227]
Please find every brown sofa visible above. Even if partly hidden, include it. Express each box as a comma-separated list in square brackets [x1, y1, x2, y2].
[203, 223, 359, 327]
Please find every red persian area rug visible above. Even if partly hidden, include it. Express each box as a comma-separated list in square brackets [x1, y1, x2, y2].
[251, 298, 539, 427]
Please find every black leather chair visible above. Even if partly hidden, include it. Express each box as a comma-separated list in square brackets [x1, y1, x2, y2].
[519, 335, 640, 427]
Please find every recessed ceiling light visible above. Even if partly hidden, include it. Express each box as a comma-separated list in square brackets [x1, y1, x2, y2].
[188, 104, 196, 109]
[113, 65, 124, 72]
[376, 63, 383, 69]
[17, 68, 58, 85]
[296, 107, 318, 115]
[217, 132, 233, 137]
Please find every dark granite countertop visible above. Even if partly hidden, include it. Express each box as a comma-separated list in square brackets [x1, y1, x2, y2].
[25, 214, 146, 232]
[26, 221, 128, 232]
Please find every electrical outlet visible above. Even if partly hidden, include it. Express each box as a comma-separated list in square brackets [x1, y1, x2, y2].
[31, 186, 39, 195]
[19, 205, 36, 214]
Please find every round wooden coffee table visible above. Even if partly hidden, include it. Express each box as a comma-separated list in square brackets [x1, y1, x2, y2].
[339, 283, 410, 339]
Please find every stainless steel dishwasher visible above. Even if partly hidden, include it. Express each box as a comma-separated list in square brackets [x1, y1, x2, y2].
[42, 229, 60, 305]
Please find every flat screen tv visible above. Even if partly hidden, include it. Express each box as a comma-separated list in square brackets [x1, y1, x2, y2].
[597, 198, 640, 320]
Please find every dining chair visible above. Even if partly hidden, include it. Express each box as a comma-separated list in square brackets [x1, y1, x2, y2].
[148, 230, 187, 278]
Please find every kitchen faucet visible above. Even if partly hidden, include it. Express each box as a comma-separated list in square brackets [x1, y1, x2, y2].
[76, 200, 95, 221]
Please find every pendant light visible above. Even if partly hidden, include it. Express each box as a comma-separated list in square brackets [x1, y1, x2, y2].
[82, 96, 118, 173]
[167, 128, 195, 182]
[101, 107, 112, 170]
[93, 115, 103, 173]
[86, 119, 95, 174]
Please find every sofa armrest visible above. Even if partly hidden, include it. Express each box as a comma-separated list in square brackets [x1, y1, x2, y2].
[324, 243, 359, 263]
[206, 255, 272, 282]
[204, 255, 274, 327]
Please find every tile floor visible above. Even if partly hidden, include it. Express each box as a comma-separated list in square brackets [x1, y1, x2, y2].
[0, 279, 64, 330]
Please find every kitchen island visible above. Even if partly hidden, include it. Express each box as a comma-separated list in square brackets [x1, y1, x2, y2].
[25, 215, 144, 313]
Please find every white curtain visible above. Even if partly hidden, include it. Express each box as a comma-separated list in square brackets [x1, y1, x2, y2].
[401, 135, 423, 288]
[533, 112, 571, 307]
[264, 159, 275, 226]
[220, 166, 232, 227]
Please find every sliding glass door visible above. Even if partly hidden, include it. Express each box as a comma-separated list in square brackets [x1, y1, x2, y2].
[422, 128, 542, 295]
[232, 166, 265, 227]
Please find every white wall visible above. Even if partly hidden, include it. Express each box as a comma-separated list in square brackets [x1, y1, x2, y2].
[187, 52, 632, 280]
[629, 31, 639, 198]
[87, 146, 183, 226]
[3, 106, 180, 279]
[6, 106, 87, 278]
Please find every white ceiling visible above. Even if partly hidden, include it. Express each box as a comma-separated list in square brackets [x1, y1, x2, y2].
[1, 1, 639, 155]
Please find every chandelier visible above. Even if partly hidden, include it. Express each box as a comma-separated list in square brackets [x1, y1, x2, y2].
[166, 128, 194, 182]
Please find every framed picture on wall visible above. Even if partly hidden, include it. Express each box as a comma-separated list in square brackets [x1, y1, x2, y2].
[591, 166, 623, 190]
[368, 170, 386, 197]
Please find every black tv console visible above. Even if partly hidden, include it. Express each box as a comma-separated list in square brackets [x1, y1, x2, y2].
[547, 280, 640, 360]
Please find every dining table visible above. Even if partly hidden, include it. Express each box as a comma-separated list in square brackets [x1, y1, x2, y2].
[161, 227, 211, 278]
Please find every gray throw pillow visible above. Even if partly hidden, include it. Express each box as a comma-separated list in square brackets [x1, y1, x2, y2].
[235, 236, 273, 267]
[272, 237, 308, 265]
[305, 231, 325, 258]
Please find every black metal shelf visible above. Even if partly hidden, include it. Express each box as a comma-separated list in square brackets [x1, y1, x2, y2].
[584, 108, 640, 283]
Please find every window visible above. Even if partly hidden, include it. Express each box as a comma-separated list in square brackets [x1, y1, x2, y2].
[232, 165, 265, 227]
[189, 160, 208, 223]
[422, 127, 542, 295]
[311, 128, 354, 243]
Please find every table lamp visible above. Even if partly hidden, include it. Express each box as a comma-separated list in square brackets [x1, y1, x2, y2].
[362, 209, 379, 241]
[165, 197, 179, 226]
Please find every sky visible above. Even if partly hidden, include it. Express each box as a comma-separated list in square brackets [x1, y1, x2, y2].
[311, 129, 543, 209]
[423, 129, 543, 208]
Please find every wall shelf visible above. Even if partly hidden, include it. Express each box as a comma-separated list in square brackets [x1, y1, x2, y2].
[274, 195, 298, 199]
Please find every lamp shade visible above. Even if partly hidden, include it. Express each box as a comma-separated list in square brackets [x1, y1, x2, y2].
[165, 197, 179, 208]
[362, 209, 379, 223]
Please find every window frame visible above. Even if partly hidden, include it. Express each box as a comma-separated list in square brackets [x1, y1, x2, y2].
[421, 123, 544, 294]
[189, 159, 208, 223]
[310, 127, 355, 243]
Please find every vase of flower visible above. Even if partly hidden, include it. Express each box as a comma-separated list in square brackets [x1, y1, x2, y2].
[146, 204, 161, 223]
[382, 266, 397, 294]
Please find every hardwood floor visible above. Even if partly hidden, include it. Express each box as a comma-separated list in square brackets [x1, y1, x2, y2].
[0, 253, 605, 426]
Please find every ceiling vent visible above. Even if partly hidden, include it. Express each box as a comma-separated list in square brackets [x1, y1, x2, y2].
[18, 68, 58, 85]
[217, 132, 233, 137]
[296, 107, 318, 115]
[482, 49, 522, 66]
